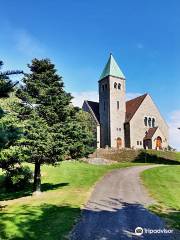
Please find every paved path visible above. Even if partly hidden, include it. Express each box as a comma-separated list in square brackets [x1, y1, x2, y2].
[70, 165, 179, 240]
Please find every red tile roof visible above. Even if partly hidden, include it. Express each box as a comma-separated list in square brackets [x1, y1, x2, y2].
[144, 127, 158, 140]
[125, 94, 147, 122]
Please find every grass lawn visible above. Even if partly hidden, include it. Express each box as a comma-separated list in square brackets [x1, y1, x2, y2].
[0, 161, 143, 240]
[141, 165, 180, 229]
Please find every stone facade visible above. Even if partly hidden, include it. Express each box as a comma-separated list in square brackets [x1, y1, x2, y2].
[99, 76, 126, 148]
[129, 95, 168, 149]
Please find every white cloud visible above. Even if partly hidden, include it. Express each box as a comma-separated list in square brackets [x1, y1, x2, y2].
[72, 91, 98, 107]
[168, 110, 180, 151]
[13, 30, 44, 57]
[71, 91, 142, 107]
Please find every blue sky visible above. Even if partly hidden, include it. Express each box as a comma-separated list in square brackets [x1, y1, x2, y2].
[0, 0, 180, 149]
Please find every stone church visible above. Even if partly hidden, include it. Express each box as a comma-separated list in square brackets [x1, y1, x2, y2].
[82, 54, 168, 150]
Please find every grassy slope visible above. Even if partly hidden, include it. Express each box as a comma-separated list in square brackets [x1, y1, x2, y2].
[0, 161, 142, 240]
[141, 165, 180, 229]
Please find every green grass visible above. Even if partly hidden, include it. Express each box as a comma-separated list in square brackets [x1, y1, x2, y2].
[176, 152, 180, 161]
[141, 165, 180, 229]
[0, 161, 142, 240]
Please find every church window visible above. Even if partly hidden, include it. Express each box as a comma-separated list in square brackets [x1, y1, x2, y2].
[118, 83, 121, 90]
[144, 117, 147, 126]
[117, 101, 119, 110]
[140, 141, 142, 145]
[148, 118, 152, 127]
[119, 128, 121, 131]
[137, 141, 139, 145]
[114, 82, 117, 88]
[152, 118, 155, 127]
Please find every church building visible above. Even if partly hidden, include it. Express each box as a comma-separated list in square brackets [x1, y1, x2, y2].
[82, 54, 168, 150]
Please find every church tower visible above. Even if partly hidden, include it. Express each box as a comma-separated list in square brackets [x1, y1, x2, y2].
[99, 54, 126, 148]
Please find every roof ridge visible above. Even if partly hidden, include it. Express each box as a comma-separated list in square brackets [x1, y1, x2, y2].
[126, 93, 148, 103]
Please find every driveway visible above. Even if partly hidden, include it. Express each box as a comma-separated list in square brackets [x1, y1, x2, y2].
[70, 165, 179, 239]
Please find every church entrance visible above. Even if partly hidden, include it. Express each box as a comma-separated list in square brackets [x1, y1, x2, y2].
[156, 136, 162, 149]
[117, 137, 122, 149]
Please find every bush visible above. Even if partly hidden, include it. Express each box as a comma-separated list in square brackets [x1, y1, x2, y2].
[4, 166, 33, 190]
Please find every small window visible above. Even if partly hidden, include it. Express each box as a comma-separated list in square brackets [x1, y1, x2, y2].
[104, 101, 105, 111]
[148, 118, 152, 127]
[140, 141, 142, 145]
[114, 82, 117, 88]
[152, 118, 155, 127]
[118, 83, 121, 90]
[117, 101, 119, 110]
[102, 85, 104, 91]
[144, 117, 147, 126]
[137, 141, 139, 145]
[119, 128, 121, 131]
[105, 84, 107, 90]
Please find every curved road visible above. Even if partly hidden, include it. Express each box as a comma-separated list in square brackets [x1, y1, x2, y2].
[71, 165, 179, 240]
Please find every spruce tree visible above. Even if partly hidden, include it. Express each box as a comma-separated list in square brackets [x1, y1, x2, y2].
[0, 61, 24, 180]
[16, 58, 94, 193]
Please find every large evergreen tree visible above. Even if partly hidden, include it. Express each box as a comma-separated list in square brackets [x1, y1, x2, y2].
[0, 61, 24, 180]
[16, 59, 94, 193]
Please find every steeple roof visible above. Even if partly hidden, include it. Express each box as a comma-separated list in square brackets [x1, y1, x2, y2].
[99, 54, 125, 80]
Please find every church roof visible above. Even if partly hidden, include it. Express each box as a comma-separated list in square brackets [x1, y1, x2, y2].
[99, 54, 125, 80]
[86, 100, 100, 124]
[125, 94, 148, 122]
[83, 94, 148, 125]
[144, 127, 158, 140]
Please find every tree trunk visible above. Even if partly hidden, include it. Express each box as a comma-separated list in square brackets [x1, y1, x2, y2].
[33, 161, 41, 194]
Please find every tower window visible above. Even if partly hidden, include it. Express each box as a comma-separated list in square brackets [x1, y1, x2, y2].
[152, 118, 155, 127]
[117, 101, 119, 110]
[118, 83, 121, 90]
[102, 85, 104, 91]
[105, 84, 107, 90]
[114, 82, 117, 88]
[144, 117, 147, 126]
[148, 117, 152, 127]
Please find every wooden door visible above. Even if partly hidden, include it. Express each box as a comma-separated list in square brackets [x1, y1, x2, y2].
[156, 136, 162, 149]
[117, 138, 122, 149]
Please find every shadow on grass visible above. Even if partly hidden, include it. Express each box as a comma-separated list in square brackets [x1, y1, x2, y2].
[0, 182, 69, 201]
[0, 204, 80, 240]
[159, 211, 180, 230]
[0, 198, 179, 239]
[41, 182, 69, 191]
[149, 205, 180, 230]
[133, 151, 180, 165]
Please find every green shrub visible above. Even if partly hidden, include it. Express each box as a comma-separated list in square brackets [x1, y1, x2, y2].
[4, 166, 33, 190]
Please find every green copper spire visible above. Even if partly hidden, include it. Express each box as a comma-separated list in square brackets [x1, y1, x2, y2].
[99, 53, 125, 80]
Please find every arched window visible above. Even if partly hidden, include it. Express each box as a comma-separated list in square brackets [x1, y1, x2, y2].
[152, 118, 155, 127]
[148, 117, 152, 127]
[118, 83, 121, 90]
[144, 117, 147, 126]
[117, 101, 119, 110]
[114, 82, 117, 88]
